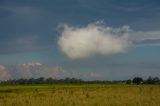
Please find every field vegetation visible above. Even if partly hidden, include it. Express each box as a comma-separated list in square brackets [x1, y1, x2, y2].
[0, 84, 160, 106]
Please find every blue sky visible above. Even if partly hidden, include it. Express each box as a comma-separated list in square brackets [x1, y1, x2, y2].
[0, 0, 160, 80]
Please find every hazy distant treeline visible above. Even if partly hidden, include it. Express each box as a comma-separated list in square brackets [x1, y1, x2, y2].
[0, 76, 160, 85]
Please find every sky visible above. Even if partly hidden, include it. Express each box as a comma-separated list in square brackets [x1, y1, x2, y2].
[0, 0, 160, 80]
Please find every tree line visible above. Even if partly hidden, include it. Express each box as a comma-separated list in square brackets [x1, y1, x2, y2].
[0, 76, 160, 85]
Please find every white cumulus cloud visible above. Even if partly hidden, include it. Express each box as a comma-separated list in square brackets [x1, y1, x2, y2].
[58, 22, 130, 59]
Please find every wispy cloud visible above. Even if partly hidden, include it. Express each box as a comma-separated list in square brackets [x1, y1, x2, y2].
[130, 30, 160, 40]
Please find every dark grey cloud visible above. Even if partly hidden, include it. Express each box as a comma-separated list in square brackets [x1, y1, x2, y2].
[0, 7, 15, 18]
[0, 34, 54, 54]
[0, 5, 55, 54]
[0, 0, 160, 55]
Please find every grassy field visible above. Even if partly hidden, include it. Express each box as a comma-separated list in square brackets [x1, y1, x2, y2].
[0, 84, 160, 106]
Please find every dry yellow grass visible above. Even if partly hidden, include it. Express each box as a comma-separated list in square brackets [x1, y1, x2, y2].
[0, 84, 159, 106]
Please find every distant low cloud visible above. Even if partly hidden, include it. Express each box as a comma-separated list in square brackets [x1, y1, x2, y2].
[0, 65, 11, 80]
[0, 63, 65, 80]
[58, 21, 130, 59]
[0, 62, 101, 80]
[9, 62, 67, 79]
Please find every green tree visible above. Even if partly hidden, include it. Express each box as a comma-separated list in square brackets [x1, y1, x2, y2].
[133, 77, 143, 84]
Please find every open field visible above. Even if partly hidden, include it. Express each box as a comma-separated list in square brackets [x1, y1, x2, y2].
[0, 84, 160, 106]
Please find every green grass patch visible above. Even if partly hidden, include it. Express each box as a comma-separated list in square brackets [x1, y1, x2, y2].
[0, 84, 159, 106]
